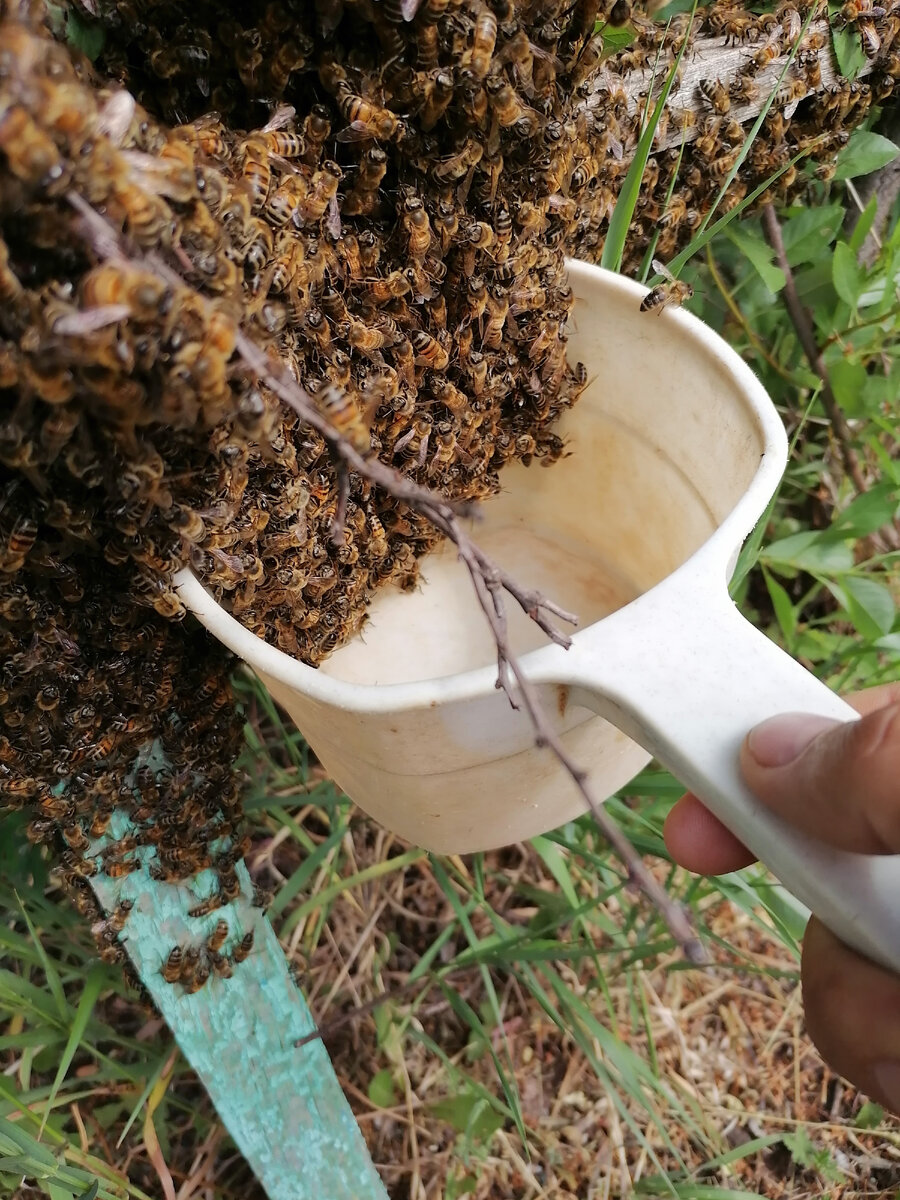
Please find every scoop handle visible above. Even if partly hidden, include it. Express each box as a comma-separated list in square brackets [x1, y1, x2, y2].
[565, 578, 900, 973]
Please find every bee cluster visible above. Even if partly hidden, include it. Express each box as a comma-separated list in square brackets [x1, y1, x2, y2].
[563, 0, 899, 267]
[0, 0, 894, 982]
[160, 923, 255, 993]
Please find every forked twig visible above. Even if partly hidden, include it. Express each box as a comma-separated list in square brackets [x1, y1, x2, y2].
[69, 192, 707, 964]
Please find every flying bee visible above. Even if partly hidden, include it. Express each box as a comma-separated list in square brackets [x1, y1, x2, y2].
[640, 260, 693, 315]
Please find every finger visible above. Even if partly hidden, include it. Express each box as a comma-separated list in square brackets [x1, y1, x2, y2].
[843, 682, 900, 717]
[739, 698, 900, 854]
[663, 792, 756, 874]
[802, 917, 900, 1114]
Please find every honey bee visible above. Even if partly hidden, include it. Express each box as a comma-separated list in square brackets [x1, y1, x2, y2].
[266, 175, 304, 227]
[233, 930, 255, 964]
[162, 947, 184, 982]
[301, 105, 332, 164]
[486, 78, 542, 136]
[343, 146, 387, 216]
[1, 514, 38, 572]
[109, 899, 134, 932]
[462, 7, 498, 82]
[433, 136, 483, 180]
[314, 384, 373, 455]
[334, 85, 407, 143]
[81, 263, 173, 322]
[697, 77, 730, 114]
[360, 271, 411, 305]
[297, 161, 343, 224]
[239, 135, 272, 211]
[0, 106, 64, 189]
[411, 329, 450, 369]
[640, 260, 693, 315]
[207, 918, 229, 953]
[401, 195, 433, 262]
[752, 32, 784, 70]
[730, 74, 759, 104]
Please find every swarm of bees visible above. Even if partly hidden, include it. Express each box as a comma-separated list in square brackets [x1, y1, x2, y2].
[0, 0, 894, 987]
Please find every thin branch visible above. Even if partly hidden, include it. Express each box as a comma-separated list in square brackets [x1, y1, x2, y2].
[68, 192, 707, 963]
[761, 203, 869, 493]
[762, 203, 900, 551]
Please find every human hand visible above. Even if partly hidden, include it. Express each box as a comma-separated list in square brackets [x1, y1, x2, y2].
[663, 683, 900, 1114]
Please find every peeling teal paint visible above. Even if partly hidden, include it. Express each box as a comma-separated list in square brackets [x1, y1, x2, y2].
[89, 807, 388, 1200]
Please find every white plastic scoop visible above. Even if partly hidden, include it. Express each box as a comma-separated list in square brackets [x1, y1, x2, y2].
[176, 260, 900, 973]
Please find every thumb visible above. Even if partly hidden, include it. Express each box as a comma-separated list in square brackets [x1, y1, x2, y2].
[739, 699, 900, 854]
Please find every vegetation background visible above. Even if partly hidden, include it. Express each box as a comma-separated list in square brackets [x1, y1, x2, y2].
[1, 15, 900, 1200]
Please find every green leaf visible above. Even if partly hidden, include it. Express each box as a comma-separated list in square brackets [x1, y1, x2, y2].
[855, 1099, 885, 1129]
[829, 358, 867, 417]
[832, 241, 862, 308]
[600, 25, 635, 52]
[848, 195, 879, 253]
[725, 227, 784, 293]
[831, 484, 900, 537]
[762, 531, 854, 573]
[367, 1068, 398, 1109]
[830, 25, 868, 81]
[429, 1093, 504, 1142]
[842, 575, 896, 638]
[762, 568, 797, 641]
[834, 131, 900, 181]
[64, 10, 106, 60]
[779, 204, 844, 266]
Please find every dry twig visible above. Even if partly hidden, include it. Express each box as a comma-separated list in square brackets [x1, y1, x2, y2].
[69, 192, 707, 964]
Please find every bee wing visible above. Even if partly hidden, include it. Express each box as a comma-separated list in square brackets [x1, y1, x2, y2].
[335, 121, 391, 144]
[53, 305, 131, 335]
[651, 258, 676, 283]
[96, 89, 136, 144]
[401, 0, 423, 18]
[325, 194, 343, 240]
[261, 104, 297, 133]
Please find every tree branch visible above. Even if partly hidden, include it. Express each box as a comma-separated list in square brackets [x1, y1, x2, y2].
[69, 192, 707, 963]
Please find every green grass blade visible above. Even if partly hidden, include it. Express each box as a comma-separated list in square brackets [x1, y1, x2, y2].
[16, 893, 67, 1020]
[600, 3, 697, 273]
[39, 967, 105, 1138]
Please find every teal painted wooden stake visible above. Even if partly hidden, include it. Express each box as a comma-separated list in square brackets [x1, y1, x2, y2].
[90, 806, 389, 1200]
